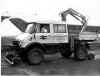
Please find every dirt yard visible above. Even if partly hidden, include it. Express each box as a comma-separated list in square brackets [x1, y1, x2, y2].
[1, 48, 100, 76]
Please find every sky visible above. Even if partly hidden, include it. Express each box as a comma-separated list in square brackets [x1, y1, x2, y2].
[0, 0, 100, 36]
[1, 0, 100, 25]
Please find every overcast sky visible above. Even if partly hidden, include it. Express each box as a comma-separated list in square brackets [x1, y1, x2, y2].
[1, 0, 100, 25]
[0, 0, 100, 36]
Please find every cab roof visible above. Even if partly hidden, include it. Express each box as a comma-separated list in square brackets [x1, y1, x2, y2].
[30, 20, 66, 24]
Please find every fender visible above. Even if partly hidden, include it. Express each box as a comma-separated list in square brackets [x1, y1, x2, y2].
[25, 42, 46, 52]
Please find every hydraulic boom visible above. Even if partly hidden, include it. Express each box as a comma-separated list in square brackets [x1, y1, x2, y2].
[60, 8, 87, 32]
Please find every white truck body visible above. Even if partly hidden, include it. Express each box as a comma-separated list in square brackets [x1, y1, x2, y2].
[16, 21, 99, 48]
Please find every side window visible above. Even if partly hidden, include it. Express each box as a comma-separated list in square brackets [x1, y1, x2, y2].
[25, 24, 35, 34]
[36, 24, 50, 33]
[53, 24, 66, 33]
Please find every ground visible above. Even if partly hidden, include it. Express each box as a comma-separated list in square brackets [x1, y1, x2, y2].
[1, 47, 100, 76]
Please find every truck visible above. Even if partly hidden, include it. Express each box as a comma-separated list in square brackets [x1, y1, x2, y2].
[4, 8, 97, 65]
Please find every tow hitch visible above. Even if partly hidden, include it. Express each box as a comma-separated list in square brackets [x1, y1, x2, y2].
[4, 53, 21, 65]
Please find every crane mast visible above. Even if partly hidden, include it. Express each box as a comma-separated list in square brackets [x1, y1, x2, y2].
[60, 8, 87, 32]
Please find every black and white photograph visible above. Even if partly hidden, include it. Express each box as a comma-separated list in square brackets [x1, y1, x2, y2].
[1, 0, 100, 76]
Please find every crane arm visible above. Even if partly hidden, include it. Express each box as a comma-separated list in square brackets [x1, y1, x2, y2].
[60, 8, 87, 32]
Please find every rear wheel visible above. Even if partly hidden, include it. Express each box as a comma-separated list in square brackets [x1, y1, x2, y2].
[74, 44, 88, 61]
[27, 47, 44, 65]
[88, 53, 95, 60]
[61, 50, 72, 58]
[60, 45, 72, 58]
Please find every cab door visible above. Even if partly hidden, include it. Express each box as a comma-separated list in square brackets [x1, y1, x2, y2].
[50, 24, 68, 43]
[35, 23, 52, 43]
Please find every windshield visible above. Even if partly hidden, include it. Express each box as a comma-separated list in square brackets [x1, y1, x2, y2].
[25, 23, 35, 34]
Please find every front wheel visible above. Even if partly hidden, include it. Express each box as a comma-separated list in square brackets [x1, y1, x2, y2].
[27, 47, 44, 65]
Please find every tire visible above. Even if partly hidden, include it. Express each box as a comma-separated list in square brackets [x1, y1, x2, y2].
[27, 47, 44, 65]
[60, 46, 72, 58]
[74, 44, 88, 61]
[61, 51, 72, 58]
[88, 53, 95, 60]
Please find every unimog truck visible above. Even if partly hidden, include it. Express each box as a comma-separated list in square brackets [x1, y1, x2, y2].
[4, 8, 97, 65]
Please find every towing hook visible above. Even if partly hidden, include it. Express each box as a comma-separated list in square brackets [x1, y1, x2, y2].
[4, 54, 21, 65]
[4, 56, 14, 65]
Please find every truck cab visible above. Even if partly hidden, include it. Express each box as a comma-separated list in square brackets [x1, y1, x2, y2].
[16, 20, 69, 48]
